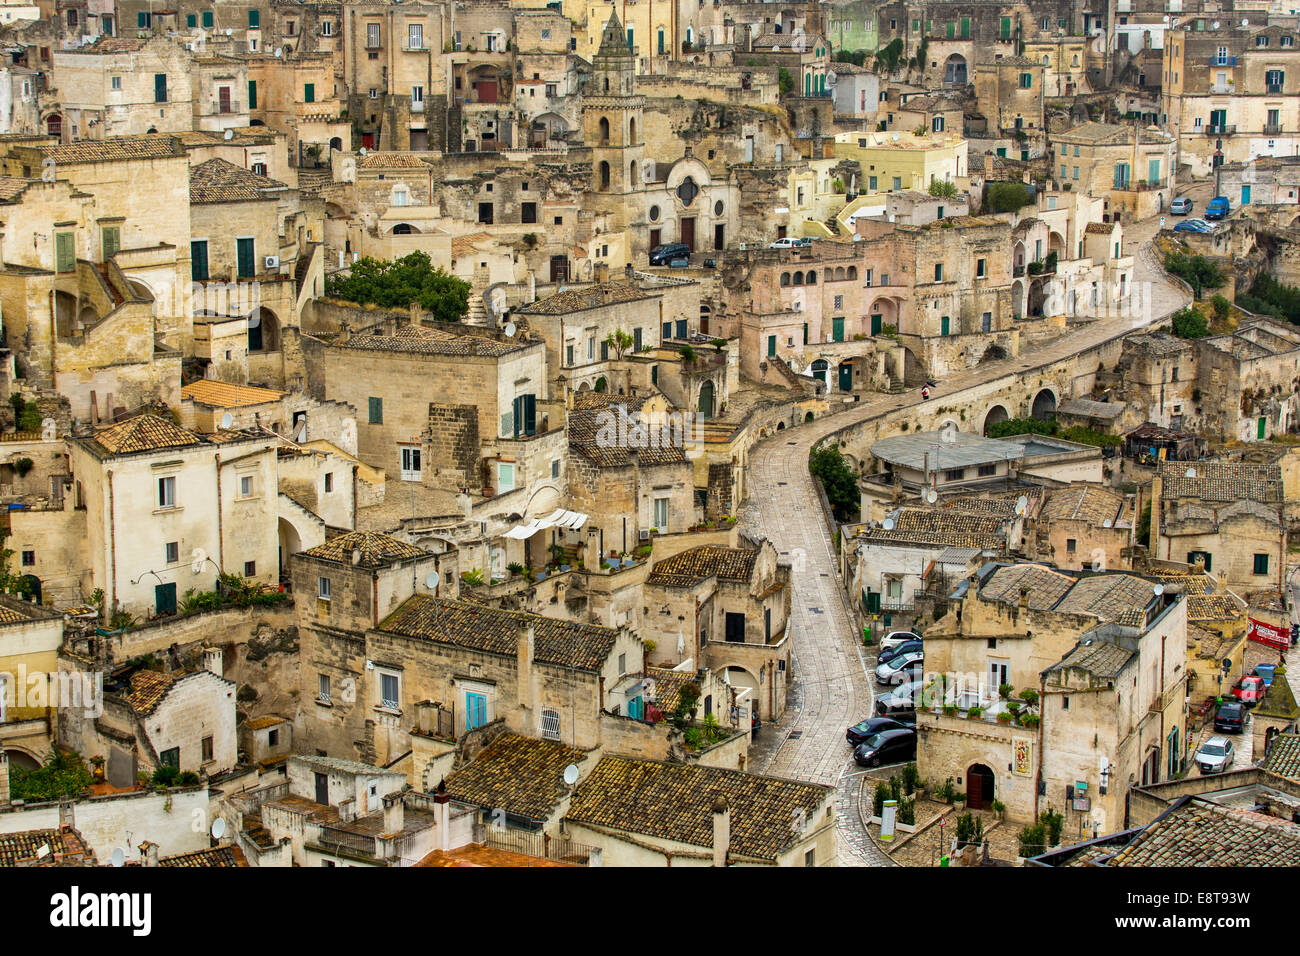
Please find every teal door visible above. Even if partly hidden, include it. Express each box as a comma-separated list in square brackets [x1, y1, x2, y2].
[871, 314, 882, 335]
[1259, 416, 1267, 439]
[191, 240, 208, 281]
[236, 237, 255, 278]
[1242, 185, 1252, 205]
[940, 315, 951, 335]
[832, 316, 845, 342]
[838, 363, 853, 391]
[465, 692, 487, 730]
[628, 696, 644, 720]
[155, 582, 176, 615]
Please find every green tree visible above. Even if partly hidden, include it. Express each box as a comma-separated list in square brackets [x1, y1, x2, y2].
[605, 328, 635, 358]
[778, 67, 795, 95]
[874, 38, 904, 74]
[986, 416, 1057, 438]
[986, 181, 1032, 213]
[10, 750, 94, 802]
[1162, 252, 1224, 296]
[1170, 307, 1209, 340]
[928, 178, 959, 199]
[1210, 294, 1232, 323]
[324, 251, 471, 322]
[809, 445, 860, 521]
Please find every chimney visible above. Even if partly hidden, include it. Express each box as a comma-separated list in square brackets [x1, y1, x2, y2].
[517, 621, 536, 716]
[595, 261, 610, 283]
[58, 802, 73, 830]
[384, 792, 406, 835]
[139, 841, 159, 867]
[0, 752, 7, 805]
[433, 791, 452, 850]
[1018, 587, 1031, 609]
[1149, 473, 1163, 562]
[583, 528, 602, 572]
[202, 645, 223, 676]
[711, 795, 730, 866]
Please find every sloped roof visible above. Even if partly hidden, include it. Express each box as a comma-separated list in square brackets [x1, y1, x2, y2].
[181, 380, 285, 408]
[189, 157, 286, 203]
[1158, 460, 1283, 503]
[980, 563, 1077, 610]
[517, 280, 659, 316]
[299, 530, 429, 569]
[647, 546, 758, 588]
[1046, 639, 1135, 680]
[565, 755, 831, 862]
[123, 669, 177, 716]
[1105, 799, 1300, 866]
[568, 406, 688, 467]
[86, 413, 203, 457]
[0, 827, 94, 866]
[1040, 484, 1125, 525]
[444, 733, 589, 821]
[1262, 733, 1300, 781]
[157, 845, 248, 867]
[37, 135, 186, 165]
[335, 324, 523, 358]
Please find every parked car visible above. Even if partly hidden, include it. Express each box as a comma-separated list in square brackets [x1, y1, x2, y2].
[879, 630, 923, 651]
[1205, 196, 1231, 219]
[853, 728, 917, 767]
[1173, 218, 1214, 234]
[1195, 735, 1235, 774]
[768, 237, 800, 249]
[846, 715, 915, 747]
[667, 257, 690, 269]
[1254, 664, 1277, 689]
[876, 679, 923, 717]
[1170, 196, 1194, 215]
[1214, 700, 1246, 733]
[648, 242, 690, 265]
[877, 640, 923, 665]
[1232, 675, 1266, 707]
[875, 650, 924, 685]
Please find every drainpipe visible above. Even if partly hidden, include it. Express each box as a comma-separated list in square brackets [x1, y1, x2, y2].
[48, 288, 56, 381]
[214, 453, 224, 573]
[1033, 675, 1045, 821]
[107, 468, 116, 622]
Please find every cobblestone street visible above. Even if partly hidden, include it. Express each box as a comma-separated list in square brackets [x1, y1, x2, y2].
[740, 236, 1188, 865]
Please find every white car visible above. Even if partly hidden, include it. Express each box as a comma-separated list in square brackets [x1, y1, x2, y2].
[1195, 736, 1234, 774]
[768, 237, 800, 249]
[880, 630, 922, 651]
[875, 650, 924, 685]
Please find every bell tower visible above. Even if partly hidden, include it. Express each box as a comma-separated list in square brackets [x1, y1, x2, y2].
[582, 11, 645, 198]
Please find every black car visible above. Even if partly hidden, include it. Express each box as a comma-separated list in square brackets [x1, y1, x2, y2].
[877, 640, 923, 666]
[853, 729, 917, 767]
[649, 243, 690, 265]
[846, 715, 915, 747]
[1214, 701, 1246, 734]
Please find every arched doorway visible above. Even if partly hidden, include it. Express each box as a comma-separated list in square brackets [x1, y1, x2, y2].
[943, 54, 968, 86]
[20, 574, 40, 603]
[698, 380, 715, 418]
[599, 161, 610, 190]
[248, 307, 280, 353]
[810, 359, 828, 384]
[967, 763, 995, 810]
[2, 748, 39, 771]
[45, 113, 62, 139]
[838, 362, 853, 392]
[594, 376, 607, 393]
[979, 344, 1008, 364]
[330, 136, 343, 151]
[1031, 388, 1057, 421]
[983, 404, 1010, 435]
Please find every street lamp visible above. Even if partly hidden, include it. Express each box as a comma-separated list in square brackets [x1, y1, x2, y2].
[1214, 145, 1223, 197]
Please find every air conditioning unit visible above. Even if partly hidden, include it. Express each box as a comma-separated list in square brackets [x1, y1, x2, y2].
[264, 255, 281, 269]
[639, 529, 651, 541]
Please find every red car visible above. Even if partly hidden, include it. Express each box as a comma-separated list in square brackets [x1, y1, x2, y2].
[1232, 675, 1266, 707]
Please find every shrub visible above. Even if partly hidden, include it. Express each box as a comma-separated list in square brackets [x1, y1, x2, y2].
[461, 568, 485, 587]
[942, 703, 959, 716]
[990, 798, 1006, 818]
[809, 445, 860, 522]
[966, 705, 984, 719]
[151, 764, 180, 788]
[1170, 307, 1210, 339]
[13, 457, 33, 477]
[1163, 252, 1224, 296]
[176, 770, 200, 786]
[679, 345, 697, 363]
[955, 811, 984, 848]
[1018, 821, 1048, 857]
[1020, 713, 1040, 728]
[936, 778, 956, 804]
[898, 796, 916, 825]
[874, 781, 890, 817]
[778, 67, 794, 95]
[10, 750, 94, 801]
[928, 178, 959, 199]
[1040, 808, 1064, 846]
[1211, 294, 1232, 323]
[507, 562, 524, 575]
[901, 762, 921, 795]
[1018, 689, 1039, 706]
[325, 251, 471, 322]
[998, 682, 1014, 700]
[986, 181, 1032, 213]
[996, 711, 1013, 723]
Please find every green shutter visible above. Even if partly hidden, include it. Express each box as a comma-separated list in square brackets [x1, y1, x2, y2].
[767, 335, 776, 357]
[186, 14, 196, 27]
[101, 225, 120, 259]
[55, 232, 75, 273]
[368, 397, 383, 424]
[203, 11, 213, 27]
[248, 80, 257, 110]
[191, 240, 208, 281]
[236, 237, 255, 278]
[832, 317, 845, 342]
[249, 10, 260, 28]
[304, 83, 315, 103]
[940, 315, 951, 335]
[1001, 17, 1011, 38]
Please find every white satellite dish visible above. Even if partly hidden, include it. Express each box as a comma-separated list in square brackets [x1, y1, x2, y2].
[1015, 495, 1029, 516]
[1153, 583, 1165, 597]
[1185, 467, 1197, 478]
[359, 147, 368, 156]
[924, 488, 938, 504]
[351, 548, 363, 566]
[881, 517, 895, 531]
[225, 28, 232, 36]
[562, 764, 579, 786]
[504, 322, 517, 337]
[220, 411, 234, 430]
[425, 571, 440, 591]
[1212, 20, 1220, 28]
[275, 49, 282, 57]
[110, 847, 126, 868]
[1242, 19, 1248, 26]
[211, 817, 227, 840]
[1102, 518, 1113, 528]
[224, 128, 234, 141]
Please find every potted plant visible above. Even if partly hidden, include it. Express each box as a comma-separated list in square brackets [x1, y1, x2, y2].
[998, 683, 1014, 700]
[996, 710, 1013, 723]
[966, 705, 984, 719]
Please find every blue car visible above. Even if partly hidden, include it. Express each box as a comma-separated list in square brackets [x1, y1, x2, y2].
[1205, 196, 1231, 220]
[1173, 218, 1213, 234]
[1254, 664, 1277, 689]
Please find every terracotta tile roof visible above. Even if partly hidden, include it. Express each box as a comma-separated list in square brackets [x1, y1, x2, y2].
[336, 324, 522, 357]
[189, 157, 286, 203]
[1263, 733, 1300, 780]
[1040, 485, 1125, 525]
[444, 733, 589, 821]
[646, 667, 695, 713]
[1105, 799, 1300, 866]
[450, 232, 492, 258]
[568, 406, 688, 467]
[243, 714, 288, 730]
[181, 379, 285, 408]
[1084, 221, 1116, 235]
[300, 530, 429, 569]
[415, 843, 576, 866]
[0, 604, 29, 624]
[158, 845, 248, 867]
[377, 596, 620, 671]
[1053, 573, 1159, 622]
[941, 487, 1041, 519]
[38, 135, 186, 165]
[571, 390, 653, 412]
[861, 507, 1008, 549]
[1046, 639, 1135, 680]
[0, 176, 30, 203]
[1157, 460, 1283, 504]
[123, 669, 177, 716]
[87, 413, 203, 456]
[0, 827, 95, 866]
[565, 755, 831, 862]
[980, 563, 1077, 610]
[647, 545, 758, 588]
[359, 152, 433, 169]
[1186, 593, 1244, 621]
[518, 280, 658, 316]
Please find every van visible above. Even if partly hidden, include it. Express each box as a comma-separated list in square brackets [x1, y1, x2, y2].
[1205, 196, 1231, 220]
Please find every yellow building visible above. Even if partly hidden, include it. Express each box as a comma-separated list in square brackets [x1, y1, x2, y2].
[0, 596, 68, 770]
[832, 129, 967, 195]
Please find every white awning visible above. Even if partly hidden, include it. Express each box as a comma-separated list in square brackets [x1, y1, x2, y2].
[500, 508, 588, 540]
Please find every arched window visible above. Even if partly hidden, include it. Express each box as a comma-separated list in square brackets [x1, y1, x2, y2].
[848, 265, 858, 280]
[780, 272, 791, 286]
[792, 272, 803, 286]
[629, 117, 636, 143]
[806, 270, 817, 284]
[630, 161, 638, 185]
[598, 116, 610, 144]
[599, 161, 610, 190]
[603, 77, 610, 92]
[834, 267, 845, 281]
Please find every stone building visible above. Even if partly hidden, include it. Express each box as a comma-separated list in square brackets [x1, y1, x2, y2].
[0, 596, 65, 770]
[50, 36, 196, 141]
[1195, 318, 1300, 443]
[1049, 121, 1176, 221]
[1116, 331, 1198, 432]
[1034, 483, 1135, 573]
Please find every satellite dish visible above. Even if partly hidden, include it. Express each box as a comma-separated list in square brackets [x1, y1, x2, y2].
[881, 517, 895, 531]
[1153, 583, 1166, 597]
[562, 764, 579, 786]
[1185, 467, 1197, 478]
[425, 571, 440, 591]
[224, 128, 234, 140]
[359, 147, 368, 156]
[351, 548, 362, 566]
[211, 817, 227, 840]
[1015, 495, 1029, 516]
[225, 28, 232, 35]
[1212, 20, 1220, 28]
[1242, 19, 1248, 26]
[220, 411, 234, 430]
[924, 488, 938, 504]
[110, 847, 126, 868]
[1102, 518, 1113, 528]
[892, 133, 900, 142]
[275, 49, 282, 57]
[504, 322, 517, 337]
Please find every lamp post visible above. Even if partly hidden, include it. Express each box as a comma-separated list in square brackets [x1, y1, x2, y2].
[1214, 146, 1223, 198]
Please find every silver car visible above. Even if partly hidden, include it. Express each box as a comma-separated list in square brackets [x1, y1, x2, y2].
[875, 650, 924, 685]
[1195, 736, 1235, 774]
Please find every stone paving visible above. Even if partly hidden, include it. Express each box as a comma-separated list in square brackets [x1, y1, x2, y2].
[740, 235, 1189, 866]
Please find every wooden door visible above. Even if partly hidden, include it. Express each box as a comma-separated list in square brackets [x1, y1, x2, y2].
[680, 217, 695, 251]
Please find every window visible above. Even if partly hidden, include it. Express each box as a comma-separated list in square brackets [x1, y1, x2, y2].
[322, 20, 334, 35]
[805, 848, 816, 867]
[318, 576, 331, 600]
[202, 11, 213, 28]
[400, 445, 422, 482]
[159, 747, 179, 768]
[1254, 553, 1270, 575]
[244, 560, 256, 577]
[164, 541, 179, 565]
[267, 729, 278, 747]
[551, 459, 560, 479]
[367, 22, 381, 47]
[408, 23, 423, 48]
[497, 462, 515, 492]
[137, 11, 151, 28]
[111, 75, 121, 90]
[977, 463, 996, 477]
[318, 674, 331, 702]
[55, 232, 75, 273]
[201, 735, 214, 762]
[324, 472, 334, 493]
[368, 397, 383, 424]
[976, 258, 986, 278]
[238, 475, 254, 498]
[1019, 72, 1032, 89]
[934, 263, 943, 281]
[380, 672, 400, 710]
[101, 225, 119, 259]
[20, 550, 34, 566]
[653, 497, 669, 533]
[411, 85, 423, 104]
[158, 476, 176, 509]
[304, 83, 315, 103]
[1066, 538, 1077, 554]
[521, 202, 537, 224]
[541, 708, 561, 739]
[944, 468, 965, 481]
[248, 10, 259, 28]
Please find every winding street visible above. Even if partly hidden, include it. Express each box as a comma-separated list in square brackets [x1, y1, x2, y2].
[739, 238, 1189, 865]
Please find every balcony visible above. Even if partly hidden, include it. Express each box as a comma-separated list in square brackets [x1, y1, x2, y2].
[1268, 84, 1284, 94]
[1212, 56, 1237, 67]
[402, 43, 427, 52]
[1265, 122, 1284, 135]
[211, 100, 241, 115]
[1204, 124, 1236, 135]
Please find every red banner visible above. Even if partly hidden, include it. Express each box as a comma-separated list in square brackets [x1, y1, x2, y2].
[1248, 618, 1291, 650]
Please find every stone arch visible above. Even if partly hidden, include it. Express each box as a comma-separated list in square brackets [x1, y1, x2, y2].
[806, 270, 817, 284]
[777, 420, 785, 429]
[1049, 230, 1065, 257]
[248, 306, 280, 353]
[54, 290, 78, 337]
[720, 664, 763, 717]
[2, 747, 40, 771]
[943, 54, 967, 86]
[983, 404, 1010, 435]
[1031, 387, 1058, 421]
[594, 376, 607, 393]
[780, 272, 791, 286]
[389, 222, 417, 235]
[1012, 279, 1026, 319]
[629, 116, 636, 144]
[44, 112, 62, 139]
[810, 358, 829, 384]
[966, 762, 995, 810]
[330, 136, 343, 151]
[598, 116, 610, 144]
[834, 266, 845, 281]
[1012, 240, 1027, 273]
[805, 411, 815, 422]
[629, 160, 638, 185]
[848, 265, 858, 280]
[577, 380, 591, 391]
[792, 271, 803, 286]
[698, 379, 715, 418]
